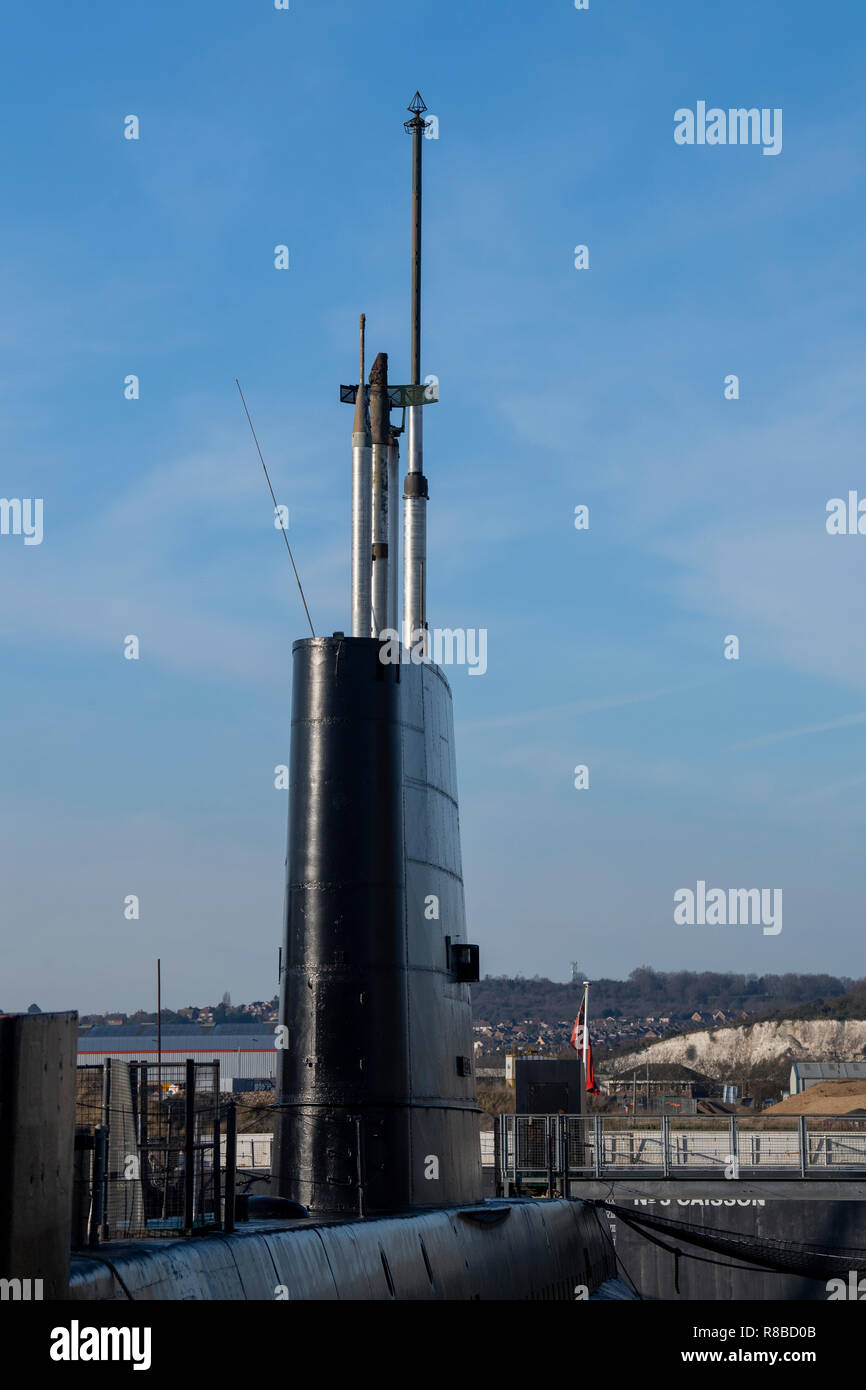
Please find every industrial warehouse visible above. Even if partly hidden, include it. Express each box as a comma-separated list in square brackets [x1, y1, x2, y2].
[77, 1024, 276, 1090]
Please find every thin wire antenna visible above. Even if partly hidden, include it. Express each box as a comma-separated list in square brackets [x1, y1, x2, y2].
[236, 378, 316, 638]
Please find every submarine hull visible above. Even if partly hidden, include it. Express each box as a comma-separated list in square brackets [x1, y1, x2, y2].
[68, 1199, 617, 1300]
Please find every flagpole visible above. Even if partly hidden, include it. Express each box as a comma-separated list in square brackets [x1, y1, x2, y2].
[582, 980, 590, 1091]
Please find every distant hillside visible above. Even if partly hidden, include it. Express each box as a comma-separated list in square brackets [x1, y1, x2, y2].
[759, 981, 866, 1023]
[471, 969, 859, 1026]
[610, 1019, 866, 1080]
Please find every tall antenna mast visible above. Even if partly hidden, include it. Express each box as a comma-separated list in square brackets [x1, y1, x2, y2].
[403, 92, 429, 645]
[407, 93, 425, 387]
[338, 105, 439, 640]
[359, 312, 366, 383]
[351, 314, 373, 637]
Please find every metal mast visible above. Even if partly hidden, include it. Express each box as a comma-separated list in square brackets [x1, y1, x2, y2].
[369, 351, 390, 636]
[351, 314, 372, 637]
[387, 430, 399, 633]
[403, 92, 429, 645]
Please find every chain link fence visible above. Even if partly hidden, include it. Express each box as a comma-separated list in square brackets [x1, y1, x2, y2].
[75, 1059, 222, 1241]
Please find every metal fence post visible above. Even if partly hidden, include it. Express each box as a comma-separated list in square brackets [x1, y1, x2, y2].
[101, 1058, 112, 1239]
[729, 1115, 738, 1177]
[91, 1124, 107, 1245]
[546, 1116, 555, 1198]
[662, 1115, 671, 1178]
[184, 1058, 196, 1235]
[798, 1116, 808, 1177]
[130, 1061, 139, 1141]
[593, 1115, 602, 1178]
[223, 1101, 236, 1234]
[101, 1056, 112, 1131]
[100, 1058, 112, 1240]
[72, 1129, 94, 1249]
[562, 1114, 570, 1196]
[211, 1061, 221, 1228]
[138, 1062, 148, 1167]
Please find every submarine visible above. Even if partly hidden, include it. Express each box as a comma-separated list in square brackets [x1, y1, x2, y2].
[271, 89, 492, 1221]
[59, 92, 620, 1301]
[263, 91, 619, 1296]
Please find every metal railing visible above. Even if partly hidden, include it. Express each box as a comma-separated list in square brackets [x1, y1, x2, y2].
[75, 1058, 225, 1240]
[496, 1114, 866, 1190]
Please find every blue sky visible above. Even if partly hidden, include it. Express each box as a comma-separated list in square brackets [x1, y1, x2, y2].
[2, 0, 866, 1013]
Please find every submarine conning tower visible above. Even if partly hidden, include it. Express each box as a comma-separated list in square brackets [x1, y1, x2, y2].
[272, 94, 483, 1219]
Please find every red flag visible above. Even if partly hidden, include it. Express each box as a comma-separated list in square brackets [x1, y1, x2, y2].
[569, 1000, 600, 1093]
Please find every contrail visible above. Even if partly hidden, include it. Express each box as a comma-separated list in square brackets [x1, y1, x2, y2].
[732, 710, 866, 751]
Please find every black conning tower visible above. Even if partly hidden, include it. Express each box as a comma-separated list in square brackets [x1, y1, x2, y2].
[272, 96, 481, 1217]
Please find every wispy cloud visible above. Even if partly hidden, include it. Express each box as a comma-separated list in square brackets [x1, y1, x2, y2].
[457, 681, 707, 733]
[733, 710, 866, 751]
[789, 771, 866, 805]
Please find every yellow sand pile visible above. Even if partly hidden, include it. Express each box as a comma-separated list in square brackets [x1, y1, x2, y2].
[765, 1080, 866, 1115]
